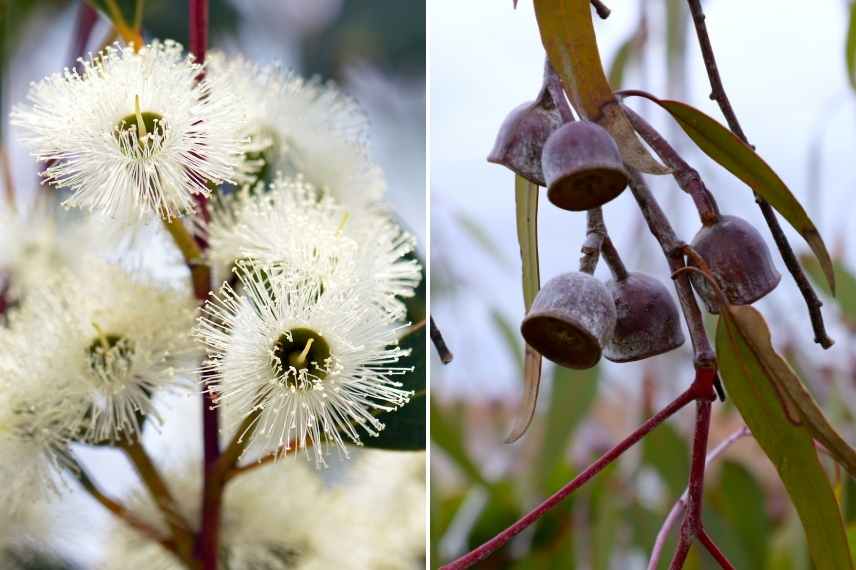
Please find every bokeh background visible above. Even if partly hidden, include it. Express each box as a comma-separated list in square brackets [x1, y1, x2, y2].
[431, 1, 856, 568]
[0, 1, 425, 567]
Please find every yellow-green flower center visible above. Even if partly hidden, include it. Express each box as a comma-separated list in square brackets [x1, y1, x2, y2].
[87, 333, 135, 378]
[272, 328, 331, 386]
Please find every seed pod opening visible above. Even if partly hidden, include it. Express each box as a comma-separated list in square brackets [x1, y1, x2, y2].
[521, 271, 616, 369]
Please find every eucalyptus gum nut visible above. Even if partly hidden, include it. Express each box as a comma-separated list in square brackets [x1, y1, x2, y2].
[603, 273, 685, 363]
[541, 121, 630, 211]
[487, 89, 564, 186]
[689, 215, 781, 314]
[521, 272, 616, 369]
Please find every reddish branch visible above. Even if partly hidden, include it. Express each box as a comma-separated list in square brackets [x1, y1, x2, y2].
[684, 0, 832, 349]
[648, 426, 749, 569]
[441, 384, 700, 569]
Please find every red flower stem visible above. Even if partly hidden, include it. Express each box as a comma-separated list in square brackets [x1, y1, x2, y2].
[189, 0, 208, 63]
[440, 385, 699, 570]
[187, 1, 219, 569]
[669, 399, 713, 569]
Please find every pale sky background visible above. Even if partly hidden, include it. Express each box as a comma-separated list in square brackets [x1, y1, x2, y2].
[430, 0, 856, 402]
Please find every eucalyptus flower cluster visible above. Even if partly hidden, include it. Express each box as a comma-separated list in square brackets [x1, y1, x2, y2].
[4, 36, 421, 521]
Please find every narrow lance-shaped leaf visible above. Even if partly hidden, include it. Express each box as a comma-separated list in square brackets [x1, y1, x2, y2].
[716, 309, 853, 570]
[622, 92, 835, 293]
[505, 175, 542, 443]
[533, 0, 669, 175]
[725, 304, 856, 478]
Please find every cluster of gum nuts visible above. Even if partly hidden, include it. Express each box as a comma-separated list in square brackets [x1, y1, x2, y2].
[487, 84, 782, 369]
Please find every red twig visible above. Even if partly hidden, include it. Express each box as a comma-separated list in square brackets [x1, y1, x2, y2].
[669, 399, 713, 569]
[441, 385, 700, 569]
[699, 530, 736, 570]
[189, 0, 208, 64]
[648, 426, 749, 569]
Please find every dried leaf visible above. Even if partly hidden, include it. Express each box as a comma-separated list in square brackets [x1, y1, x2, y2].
[506, 175, 542, 443]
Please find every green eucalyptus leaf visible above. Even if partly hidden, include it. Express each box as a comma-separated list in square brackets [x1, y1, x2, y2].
[362, 324, 425, 450]
[723, 305, 856, 478]
[623, 93, 835, 294]
[716, 310, 853, 570]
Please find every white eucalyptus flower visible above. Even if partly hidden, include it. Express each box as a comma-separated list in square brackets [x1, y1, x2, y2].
[208, 176, 421, 319]
[0, 324, 83, 514]
[13, 259, 198, 443]
[205, 52, 384, 211]
[100, 459, 372, 569]
[195, 261, 413, 466]
[11, 40, 246, 221]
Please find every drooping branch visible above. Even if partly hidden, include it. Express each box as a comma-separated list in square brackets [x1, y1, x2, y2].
[440, 385, 699, 569]
[684, 0, 832, 349]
